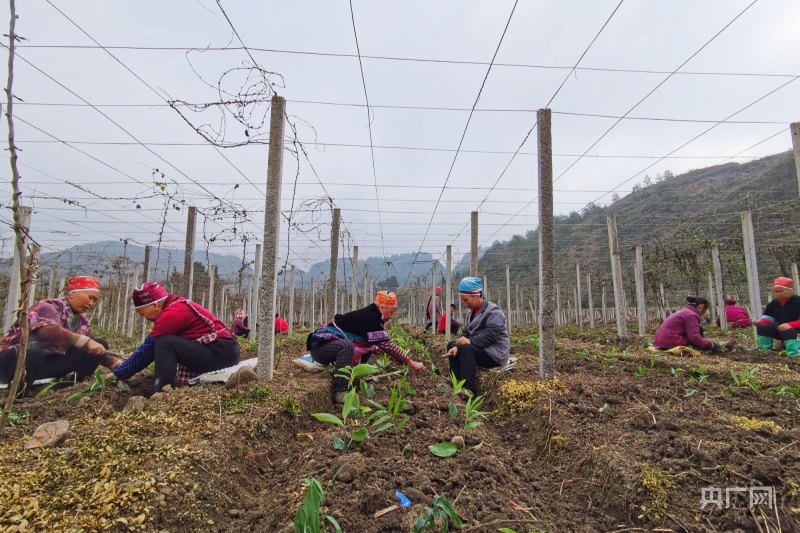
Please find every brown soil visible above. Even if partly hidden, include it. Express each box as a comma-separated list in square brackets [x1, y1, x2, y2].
[1, 325, 799, 532]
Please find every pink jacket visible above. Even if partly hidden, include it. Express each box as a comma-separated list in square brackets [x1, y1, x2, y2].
[654, 306, 713, 351]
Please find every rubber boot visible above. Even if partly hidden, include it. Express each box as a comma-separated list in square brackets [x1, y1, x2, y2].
[755, 336, 774, 351]
[783, 339, 800, 357]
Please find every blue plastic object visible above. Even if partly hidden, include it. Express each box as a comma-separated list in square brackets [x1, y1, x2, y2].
[395, 490, 411, 507]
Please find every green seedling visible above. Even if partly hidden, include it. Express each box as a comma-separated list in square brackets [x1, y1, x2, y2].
[463, 394, 488, 433]
[373, 354, 391, 373]
[633, 365, 646, 379]
[598, 403, 611, 413]
[772, 385, 800, 398]
[0, 409, 29, 424]
[413, 495, 463, 533]
[447, 372, 466, 417]
[358, 380, 375, 399]
[670, 367, 684, 376]
[730, 368, 761, 394]
[293, 477, 342, 533]
[334, 363, 380, 390]
[368, 380, 411, 450]
[66, 367, 117, 404]
[311, 389, 370, 452]
[688, 364, 709, 386]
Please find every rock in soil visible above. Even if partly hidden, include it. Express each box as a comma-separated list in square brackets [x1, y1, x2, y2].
[124, 396, 147, 411]
[25, 420, 69, 450]
[225, 366, 258, 389]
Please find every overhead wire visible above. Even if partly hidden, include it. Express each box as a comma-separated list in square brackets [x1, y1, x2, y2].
[347, 0, 386, 277]
[407, 0, 520, 284]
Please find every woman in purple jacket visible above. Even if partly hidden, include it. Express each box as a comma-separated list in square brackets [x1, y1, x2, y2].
[653, 296, 721, 352]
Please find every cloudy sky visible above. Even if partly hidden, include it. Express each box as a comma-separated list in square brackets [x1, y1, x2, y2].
[1, 0, 799, 283]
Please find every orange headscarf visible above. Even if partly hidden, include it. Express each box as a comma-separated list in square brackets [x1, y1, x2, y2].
[374, 291, 397, 307]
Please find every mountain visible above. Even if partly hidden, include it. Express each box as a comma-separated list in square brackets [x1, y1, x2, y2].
[477, 150, 799, 305]
[37, 241, 252, 280]
[278, 252, 450, 290]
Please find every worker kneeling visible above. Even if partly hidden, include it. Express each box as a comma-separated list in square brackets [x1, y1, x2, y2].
[755, 277, 800, 357]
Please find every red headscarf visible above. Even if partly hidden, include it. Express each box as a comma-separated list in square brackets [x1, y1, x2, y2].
[66, 276, 100, 294]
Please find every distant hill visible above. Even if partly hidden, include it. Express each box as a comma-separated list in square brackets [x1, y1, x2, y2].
[35, 241, 252, 280]
[477, 151, 800, 307]
[275, 247, 488, 290]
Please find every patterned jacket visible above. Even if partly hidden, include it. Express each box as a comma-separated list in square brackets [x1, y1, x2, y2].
[0, 298, 93, 355]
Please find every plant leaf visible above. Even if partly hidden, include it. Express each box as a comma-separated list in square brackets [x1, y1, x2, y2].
[374, 423, 393, 433]
[333, 436, 346, 451]
[464, 420, 483, 432]
[350, 427, 368, 442]
[448, 402, 458, 418]
[325, 515, 342, 533]
[428, 442, 458, 457]
[311, 413, 344, 427]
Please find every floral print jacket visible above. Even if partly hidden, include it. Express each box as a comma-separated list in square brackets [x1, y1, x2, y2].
[0, 298, 92, 355]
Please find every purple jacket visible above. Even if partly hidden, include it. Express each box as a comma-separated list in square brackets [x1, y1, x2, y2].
[653, 306, 713, 351]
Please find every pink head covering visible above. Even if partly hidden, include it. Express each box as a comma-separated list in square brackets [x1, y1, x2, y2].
[773, 277, 793, 290]
[132, 281, 169, 308]
[235, 308, 245, 318]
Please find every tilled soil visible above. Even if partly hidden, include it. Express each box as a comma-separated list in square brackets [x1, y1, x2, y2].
[1, 325, 799, 532]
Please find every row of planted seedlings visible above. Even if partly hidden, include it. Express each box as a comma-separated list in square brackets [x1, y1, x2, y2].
[297, 323, 491, 533]
[571, 345, 800, 411]
[309, 336, 490, 457]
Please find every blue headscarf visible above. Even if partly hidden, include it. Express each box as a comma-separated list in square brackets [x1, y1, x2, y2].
[459, 277, 483, 295]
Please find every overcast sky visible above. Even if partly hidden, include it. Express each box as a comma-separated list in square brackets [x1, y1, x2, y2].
[1, 0, 799, 282]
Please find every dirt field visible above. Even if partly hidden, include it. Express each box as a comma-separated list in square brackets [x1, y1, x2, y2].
[1, 324, 799, 532]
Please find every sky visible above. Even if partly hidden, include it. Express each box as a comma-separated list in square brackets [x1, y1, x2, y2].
[1, 0, 799, 284]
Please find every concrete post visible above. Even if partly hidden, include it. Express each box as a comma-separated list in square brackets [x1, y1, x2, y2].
[586, 274, 595, 328]
[47, 265, 57, 299]
[288, 265, 295, 335]
[328, 208, 340, 320]
[257, 95, 285, 380]
[351, 246, 358, 311]
[792, 263, 800, 295]
[310, 278, 316, 327]
[430, 262, 437, 336]
[791, 123, 800, 197]
[300, 282, 306, 327]
[505, 264, 512, 329]
[3, 206, 31, 331]
[634, 245, 647, 335]
[555, 283, 561, 326]
[25, 244, 39, 307]
[537, 108, 555, 379]
[127, 264, 140, 337]
[251, 244, 262, 335]
[515, 285, 521, 326]
[114, 284, 122, 333]
[183, 206, 197, 300]
[707, 271, 717, 327]
[446, 245, 452, 342]
[607, 214, 627, 339]
[576, 264, 583, 331]
[659, 283, 668, 321]
[362, 263, 369, 307]
[741, 211, 762, 322]
[142, 245, 151, 284]
[121, 275, 131, 335]
[470, 211, 479, 276]
[601, 285, 607, 324]
[208, 265, 216, 315]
